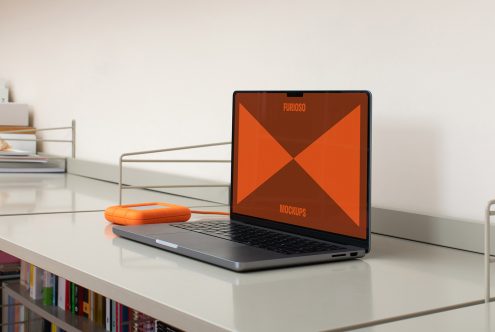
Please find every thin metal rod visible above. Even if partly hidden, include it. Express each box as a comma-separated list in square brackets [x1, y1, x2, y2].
[71, 119, 76, 158]
[121, 141, 231, 158]
[122, 159, 231, 163]
[118, 141, 231, 204]
[0, 126, 72, 134]
[122, 184, 229, 189]
[119, 156, 123, 205]
[0, 138, 72, 143]
[486, 200, 495, 303]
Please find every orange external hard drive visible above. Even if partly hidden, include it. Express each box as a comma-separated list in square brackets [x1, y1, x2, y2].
[104, 202, 191, 226]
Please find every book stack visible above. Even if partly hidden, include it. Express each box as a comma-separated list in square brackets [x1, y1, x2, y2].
[14, 261, 184, 332]
[0, 94, 66, 172]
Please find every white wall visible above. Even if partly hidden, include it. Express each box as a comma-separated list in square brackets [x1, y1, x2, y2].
[0, 0, 494, 222]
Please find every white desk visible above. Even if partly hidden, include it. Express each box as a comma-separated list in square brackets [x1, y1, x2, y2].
[0, 173, 221, 216]
[356, 302, 495, 332]
[0, 211, 490, 332]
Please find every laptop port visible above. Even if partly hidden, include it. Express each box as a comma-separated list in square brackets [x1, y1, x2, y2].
[350, 252, 358, 257]
[332, 253, 346, 257]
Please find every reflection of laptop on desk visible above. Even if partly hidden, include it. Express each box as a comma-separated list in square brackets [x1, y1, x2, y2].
[113, 90, 371, 271]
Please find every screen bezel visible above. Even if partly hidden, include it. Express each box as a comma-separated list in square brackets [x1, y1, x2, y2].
[229, 90, 372, 252]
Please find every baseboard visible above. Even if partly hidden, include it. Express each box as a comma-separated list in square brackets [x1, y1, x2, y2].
[372, 208, 489, 255]
[67, 158, 489, 254]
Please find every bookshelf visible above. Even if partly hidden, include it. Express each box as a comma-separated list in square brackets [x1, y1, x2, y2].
[0, 209, 492, 331]
[2, 281, 107, 332]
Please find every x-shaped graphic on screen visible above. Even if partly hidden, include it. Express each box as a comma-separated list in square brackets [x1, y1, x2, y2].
[236, 103, 361, 226]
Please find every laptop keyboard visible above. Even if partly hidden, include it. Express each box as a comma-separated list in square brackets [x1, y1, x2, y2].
[170, 220, 346, 255]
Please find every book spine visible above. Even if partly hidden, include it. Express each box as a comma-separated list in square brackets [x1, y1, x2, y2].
[57, 277, 65, 310]
[65, 280, 70, 312]
[102, 295, 107, 328]
[96, 294, 103, 326]
[70, 283, 75, 314]
[112, 300, 116, 332]
[121, 305, 129, 332]
[14, 298, 19, 332]
[29, 265, 42, 300]
[42, 271, 55, 306]
[18, 305, 25, 332]
[8, 296, 14, 332]
[52, 274, 57, 306]
[74, 284, 79, 315]
[19, 261, 26, 288]
[90, 290, 95, 321]
[82, 287, 89, 318]
[106, 298, 111, 331]
[26, 263, 31, 290]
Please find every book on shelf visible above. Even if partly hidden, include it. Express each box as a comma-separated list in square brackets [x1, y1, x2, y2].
[0, 155, 49, 163]
[57, 277, 65, 310]
[0, 161, 65, 173]
[10, 260, 185, 332]
[0, 128, 67, 172]
[29, 265, 43, 300]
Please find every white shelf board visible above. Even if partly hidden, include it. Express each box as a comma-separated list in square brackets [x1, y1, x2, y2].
[0, 210, 490, 332]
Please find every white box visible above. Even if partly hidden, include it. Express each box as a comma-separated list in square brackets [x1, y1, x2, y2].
[0, 133, 36, 153]
[0, 103, 29, 126]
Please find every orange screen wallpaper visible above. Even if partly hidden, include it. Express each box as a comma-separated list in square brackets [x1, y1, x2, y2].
[232, 92, 369, 239]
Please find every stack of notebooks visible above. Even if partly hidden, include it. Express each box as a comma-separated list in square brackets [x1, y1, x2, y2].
[0, 103, 64, 173]
[8, 261, 183, 332]
[0, 145, 64, 173]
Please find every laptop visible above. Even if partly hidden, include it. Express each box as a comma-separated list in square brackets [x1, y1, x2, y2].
[113, 90, 371, 272]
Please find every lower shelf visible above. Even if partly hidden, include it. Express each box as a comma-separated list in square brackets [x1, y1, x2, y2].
[2, 281, 106, 332]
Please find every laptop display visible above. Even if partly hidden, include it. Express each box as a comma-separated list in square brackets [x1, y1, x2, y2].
[231, 91, 370, 240]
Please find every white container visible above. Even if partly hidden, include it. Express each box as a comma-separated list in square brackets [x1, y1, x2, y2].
[0, 103, 29, 126]
[0, 133, 36, 153]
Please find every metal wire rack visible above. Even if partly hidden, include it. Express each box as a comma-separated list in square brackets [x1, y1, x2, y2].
[0, 120, 76, 158]
[118, 141, 231, 204]
[485, 200, 495, 302]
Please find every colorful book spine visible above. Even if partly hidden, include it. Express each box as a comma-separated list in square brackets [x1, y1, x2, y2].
[29, 265, 42, 300]
[8, 296, 14, 332]
[70, 283, 75, 314]
[82, 287, 90, 318]
[52, 274, 57, 306]
[42, 271, 54, 306]
[18, 305, 25, 332]
[14, 298, 20, 332]
[19, 261, 28, 288]
[106, 297, 111, 331]
[74, 284, 79, 315]
[90, 290, 95, 321]
[14, 260, 174, 332]
[65, 280, 70, 312]
[57, 277, 66, 310]
[121, 305, 129, 332]
[112, 300, 116, 332]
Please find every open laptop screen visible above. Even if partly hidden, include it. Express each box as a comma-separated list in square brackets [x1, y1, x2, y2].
[231, 91, 370, 240]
